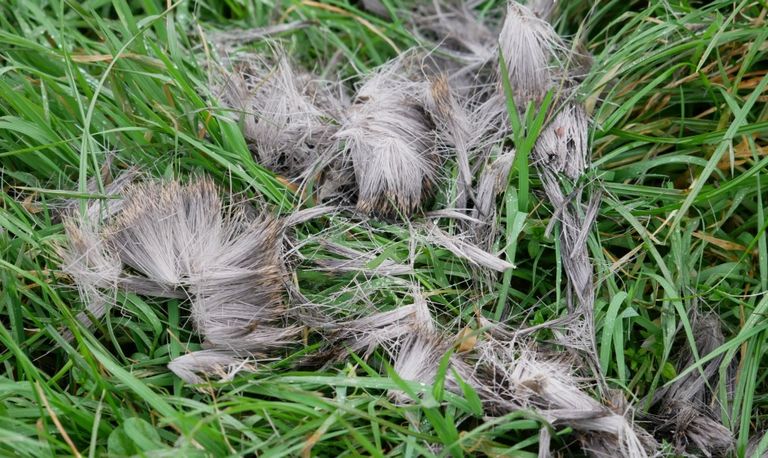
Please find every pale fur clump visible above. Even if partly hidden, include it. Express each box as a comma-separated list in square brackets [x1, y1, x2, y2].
[336, 57, 438, 219]
[425, 223, 514, 272]
[648, 313, 734, 456]
[527, 0, 558, 21]
[60, 218, 123, 331]
[424, 75, 477, 211]
[470, 334, 657, 458]
[216, 52, 348, 196]
[472, 151, 516, 247]
[533, 100, 590, 179]
[59, 169, 148, 334]
[107, 178, 295, 366]
[167, 350, 258, 384]
[411, 2, 499, 82]
[63, 175, 299, 382]
[323, 297, 436, 364]
[494, 0, 601, 375]
[377, 304, 657, 457]
[498, 2, 564, 104]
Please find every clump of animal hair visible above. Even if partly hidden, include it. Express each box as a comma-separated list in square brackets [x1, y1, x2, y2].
[423, 74, 478, 211]
[380, 310, 657, 457]
[312, 240, 413, 277]
[59, 168, 144, 334]
[495, 0, 602, 379]
[533, 99, 590, 179]
[60, 217, 123, 333]
[107, 177, 293, 352]
[335, 54, 440, 219]
[527, 0, 558, 21]
[382, 294, 476, 403]
[410, 1, 500, 84]
[316, 297, 436, 365]
[63, 174, 304, 381]
[472, 150, 516, 247]
[498, 1, 564, 105]
[167, 349, 258, 384]
[425, 223, 514, 272]
[461, 322, 657, 456]
[647, 313, 734, 456]
[215, 51, 346, 187]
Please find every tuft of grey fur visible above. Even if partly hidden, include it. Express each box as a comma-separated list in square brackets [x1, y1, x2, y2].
[216, 52, 347, 191]
[540, 174, 602, 366]
[533, 100, 590, 180]
[60, 218, 122, 332]
[63, 175, 305, 381]
[382, 311, 657, 457]
[382, 294, 465, 403]
[472, 151, 516, 247]
[426, 224, 514, 272]
[314, 241, 413, 277]
[423, 74, 476, 211]
[108, 178, 292, 355]
[527, 0, 558, 21]
[648, 313, 734, 456]
[498, 2, 563, 104]
[324, 297, 435, 362]
[389, 331, 451, 403]
[283, 205, 336, 227]
[466, 326, 657, 457]
[493, 0, 604, 381]
[108, 179, 215, 287]
[59, 168, 140, 333]
[410, 2, 498, 82]
[168, 350, 257, 384]
[335, 56, 438, 219]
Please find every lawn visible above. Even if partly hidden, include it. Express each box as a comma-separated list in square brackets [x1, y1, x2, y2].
[0, 0, 767, 456]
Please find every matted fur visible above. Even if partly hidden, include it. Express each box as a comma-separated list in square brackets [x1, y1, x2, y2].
[61, 218, 123, 331]
[335, 56, 438, 218]
[472, 151, 516, 247]
[498, 2, 563, 104]
[382, 308, 656, 457]
[168, 349, 258, 384]
[410, 1, 499, 83]
[424, 75, 476, 210]
[313, 241, 413, 277]
[107, 178, 291, 353]
[648, 313, 734, 456]
[215, 52, 348, 195]
[426, 223, 514, 272]
[62, 175, 300, 381]
[469, 335, 656, 457]
[533, 100, 590, 180]
[60, 169, 141, 332]
[527, 0, 558, 20]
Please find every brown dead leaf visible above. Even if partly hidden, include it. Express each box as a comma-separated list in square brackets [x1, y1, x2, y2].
[693, 231, 747, 252]
[717, 136, 766, 171]
[456, 326, 477, 353]
[70, 53, 164, 68]
[275, 175, 299, 193]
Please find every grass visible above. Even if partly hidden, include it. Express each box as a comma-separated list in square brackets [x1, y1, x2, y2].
[0, 0, 767, 456]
